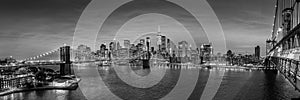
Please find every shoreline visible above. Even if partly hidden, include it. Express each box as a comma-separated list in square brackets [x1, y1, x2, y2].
[0, 83, 78, 96]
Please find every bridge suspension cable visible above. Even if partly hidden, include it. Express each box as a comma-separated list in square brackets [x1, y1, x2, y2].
[23, 48, 60, 61]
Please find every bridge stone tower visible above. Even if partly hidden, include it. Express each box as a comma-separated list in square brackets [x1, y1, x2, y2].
[282, 8, 293, 37]
[60, 45, 71, 75]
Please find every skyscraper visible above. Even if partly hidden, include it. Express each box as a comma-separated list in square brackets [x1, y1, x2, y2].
[161, 36, 166, 52]
[178, 41, 188, 57]
[109, 42, 116, 51]
[75, 44, 92, 61]
[140, 39, 145, 50]
[100, 44, 106, 57]
[146, 37, 150, 51]
[124, 40, 130, 49]
[157, 35, 161, 51]
[200, 43, 213, 62]
[117, 42, 121, 50]
[255, 45, 260, 60]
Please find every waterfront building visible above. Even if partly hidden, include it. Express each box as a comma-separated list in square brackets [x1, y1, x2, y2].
[167, 39, 171, 54]
[109, 42, 117, 58]
[0, 57, 17, 65]
[118, 48, 129, 59]
[139, 39, 145, 51]
[178, 41, 188, 57]
[109, 42, 116, 51]
[99, 44, 106, 58]
[117, 42, 121, 50]
[0, 75, 34, 90]
[157, 35, 161, 51]
[200, 43, 213, 63]
[129, 44, 137, 57]
[191, 50, 200, 64]
[75, 44, 92, 61]
[124, 40, 131, 49]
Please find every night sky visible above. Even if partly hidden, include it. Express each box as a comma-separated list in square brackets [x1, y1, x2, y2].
[0, 0, 275, 59]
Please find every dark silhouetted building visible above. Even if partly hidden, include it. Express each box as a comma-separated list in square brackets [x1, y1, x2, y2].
[161, 36, 166, 52]
[200, 43, 213, 63]
[255, 45, 260, 60]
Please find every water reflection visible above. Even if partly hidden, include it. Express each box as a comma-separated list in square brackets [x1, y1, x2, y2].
[98, 64, 180, 100]
[0, 64, 300, 100]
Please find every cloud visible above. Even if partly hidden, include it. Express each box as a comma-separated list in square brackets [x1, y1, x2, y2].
[207, 0, 274, 55]
[0, 0, 275, 59]
[0, 0, 90, 59]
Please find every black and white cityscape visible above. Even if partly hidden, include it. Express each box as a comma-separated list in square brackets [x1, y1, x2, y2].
[1, 0, 300, 100]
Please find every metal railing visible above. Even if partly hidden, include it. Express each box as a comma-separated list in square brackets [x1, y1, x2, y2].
[266, 56, 300, 90]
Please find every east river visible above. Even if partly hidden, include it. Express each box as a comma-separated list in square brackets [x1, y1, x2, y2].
[1, 63, 300, 100]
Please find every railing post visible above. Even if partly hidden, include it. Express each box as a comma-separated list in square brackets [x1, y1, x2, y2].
[276, 57, 279, 69]
[289, 59, 292, 77]
[284, 59, 287, 74]
[287, 59, 290, 76]
[281, 58, 283, 72]
[289, 38, 292, 49]
[296, 34, 300, 47]
[266, 58, 270, 69]
[295, 61, 299, 83]
[268, 57, 271, 69]
[283, 58, 285, 72]
[292, 37, 295, 48]
[290, 60, 293, 77]
[282, 59, 284, 73]
[279, 58, 281, 71]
